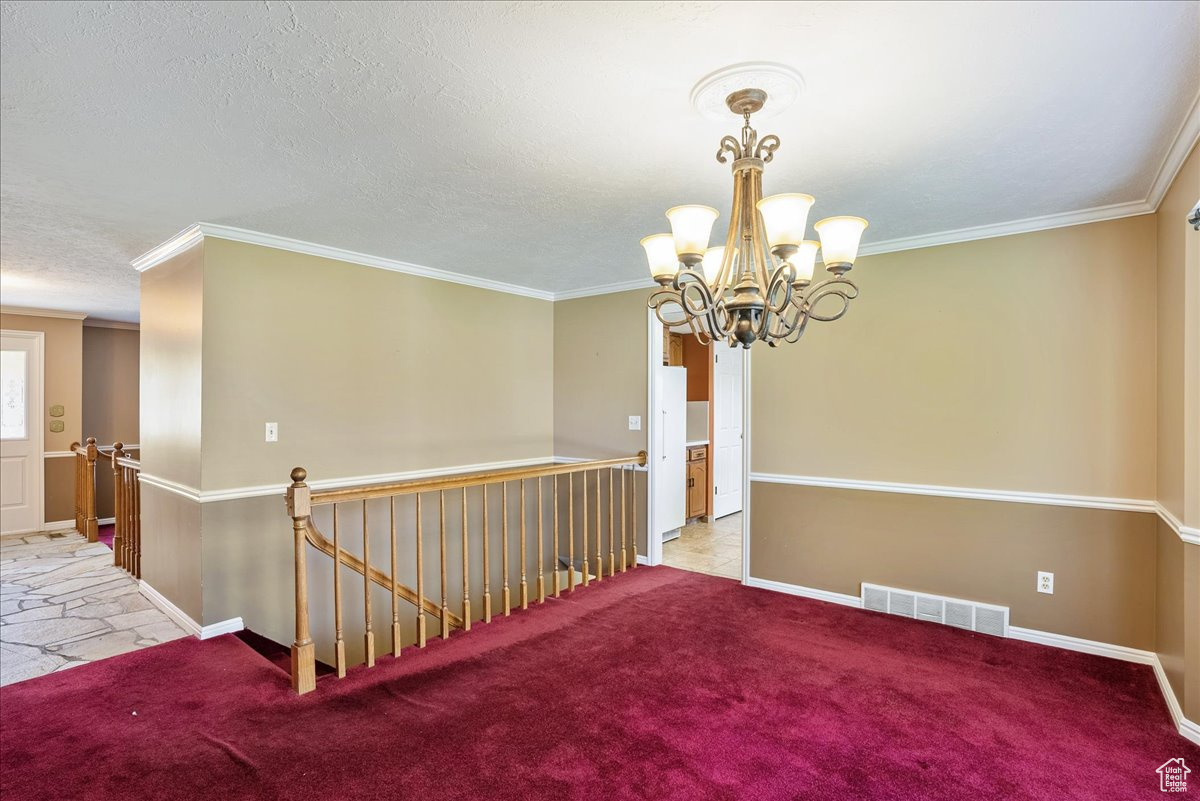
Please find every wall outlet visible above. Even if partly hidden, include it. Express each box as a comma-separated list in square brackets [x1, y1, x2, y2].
[1037, 571, 1054, 594]
[628, 415, 642, 431]
[265, 422, 278, 442]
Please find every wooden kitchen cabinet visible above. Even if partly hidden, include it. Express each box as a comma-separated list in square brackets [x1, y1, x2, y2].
[663, 330, 684, 366]
[686, 445, 707, 519]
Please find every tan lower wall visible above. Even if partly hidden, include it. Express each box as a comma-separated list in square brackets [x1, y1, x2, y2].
[749, 482, 1158, 650]
[43, 457, 74, 524]
[1184, 544, 1200, 721]
[140, 484, 203, 622]
[1156, 519, 1187, 711]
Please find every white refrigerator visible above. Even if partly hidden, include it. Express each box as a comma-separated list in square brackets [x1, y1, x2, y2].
[656, 366, 687, 543]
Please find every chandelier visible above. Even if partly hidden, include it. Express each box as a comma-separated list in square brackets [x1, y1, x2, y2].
[642, 87, 868, 348]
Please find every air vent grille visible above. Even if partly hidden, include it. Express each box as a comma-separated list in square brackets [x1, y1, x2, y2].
[861, 582, 1009, 638]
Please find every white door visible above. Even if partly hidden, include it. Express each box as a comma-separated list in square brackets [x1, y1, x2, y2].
[712, 345, 744, 519]
[1, 332, 44, 535]
[655, 366, 687, 538]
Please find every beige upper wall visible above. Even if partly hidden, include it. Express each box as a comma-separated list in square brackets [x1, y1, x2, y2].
[553, 288, 650, 459]
[140, 241, 204, 488]
[1156, 142, 1199, 525]
[752, 214, 1158, 499]
[198, 238, 554, 490]
[0, 312, 82, 453]
[82, 326, 140, 446]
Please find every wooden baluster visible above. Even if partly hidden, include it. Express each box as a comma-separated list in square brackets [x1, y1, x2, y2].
[72, 445, 80, 535]
[536, 477, 545, 603]
[594, 469, 602, 582]
[620, 467, 628, 572]
[519, 479, 528, 610]
[461, 488, 471, 631]
[390, 497, 401, 658]
[631, 465, 638, 569]
[287, 468, 316, 694]
[553, 475, 561, 597]
[439, 490, 450, 639]
[134, 469, 142, 579]
[415, 494, 426, 648]
[568, 473, 575, 591]
[84, 438, 98, 543]
[123, 464, 132, 572]
[333, 503, 346, 677]
[362, 500, 375, 668]
[608, 468, 615, 578]
[482, 484, 492, 623]
[582, 470, 590, 587]
[502, 482, 511, 615]
[110, 444, 124, 569]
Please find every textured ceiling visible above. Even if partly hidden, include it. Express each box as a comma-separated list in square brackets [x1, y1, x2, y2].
[1, 0, 1197, 322]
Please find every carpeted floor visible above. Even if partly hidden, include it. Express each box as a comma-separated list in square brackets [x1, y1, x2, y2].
[96, 523, 114, 550]
[0, 567, 1194, 800]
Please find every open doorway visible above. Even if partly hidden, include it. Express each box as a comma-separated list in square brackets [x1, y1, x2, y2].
[646, 311, 746, 580]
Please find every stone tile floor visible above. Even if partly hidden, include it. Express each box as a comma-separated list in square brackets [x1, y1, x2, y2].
[662, 512, 742, 579]
[0, 529, 187, 687]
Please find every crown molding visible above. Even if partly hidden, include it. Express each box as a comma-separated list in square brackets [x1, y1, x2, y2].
[83, 319, 139, 330]
[855, 199, 1154, 259]
[1146, 88, 1200, 210]
[0, 305, 87, 320]
[552, 278, 655, 301]
[132, 223, 556, 302]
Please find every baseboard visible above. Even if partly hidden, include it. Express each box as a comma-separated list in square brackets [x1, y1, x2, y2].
[41, 520, 75, 532]
[138, 579, 201, 636]
[199, 617, 245, 640]
[744, 576, 863, 608]
[636, 554, 650, 566]
[1151, 656, 1200, 747]
[747, 575, 1200, 745]
[1006, 626, 1157, 664]
[97, 517, 115, 526]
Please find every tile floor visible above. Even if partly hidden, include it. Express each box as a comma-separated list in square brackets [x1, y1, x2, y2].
[0, 529, 187, 687]
[661, 512, 742, 579]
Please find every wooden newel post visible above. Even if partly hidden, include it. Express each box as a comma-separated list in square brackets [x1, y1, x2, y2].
[84, 438, 99, 543]
[287, 467, 317, 695]
[111, 443, 125, 569]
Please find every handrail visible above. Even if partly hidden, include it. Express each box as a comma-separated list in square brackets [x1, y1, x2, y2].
[309, 454, 646, 505]
[286, 451, 646, 694]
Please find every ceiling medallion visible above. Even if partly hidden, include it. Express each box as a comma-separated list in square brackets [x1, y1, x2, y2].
[644, 76, 868, 349]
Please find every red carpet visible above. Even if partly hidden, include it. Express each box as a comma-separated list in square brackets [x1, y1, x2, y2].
[96, 523, 114, 550]
[1, 567, 1194, 800]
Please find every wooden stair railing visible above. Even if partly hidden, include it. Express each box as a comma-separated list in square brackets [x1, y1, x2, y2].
[108, 443, 142, 578]
[71, 438, 99, 543]
[286, 452, 647, 695]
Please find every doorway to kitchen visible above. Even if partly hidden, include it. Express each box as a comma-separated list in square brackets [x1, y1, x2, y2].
[646, 310, 747, 580]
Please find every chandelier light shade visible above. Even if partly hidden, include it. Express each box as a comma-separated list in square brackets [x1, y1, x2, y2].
[645, 87, 867, 348]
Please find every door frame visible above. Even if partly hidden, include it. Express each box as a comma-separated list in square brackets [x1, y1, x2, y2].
[711, 343, 747, 520]
[645, 310, 751, 577]
[1, 329, 46, 535]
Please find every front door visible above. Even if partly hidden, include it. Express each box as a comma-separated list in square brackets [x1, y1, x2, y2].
[711, 345, 744, 519]
[1, 331, 43, 535]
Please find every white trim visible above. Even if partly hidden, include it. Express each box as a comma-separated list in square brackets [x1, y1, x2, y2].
[138, 579, 201, 636]
[129, 225, 205, 272]
[42, 519, 75, 531]
[0, 306, 87, 320]
[744, 576, 863, 608]
[856, 201, 1152, 259]
[1007, 625, 1156, 664]
[97, 517, 114, 526]
[1147, 88, 1200, 209]
[138, 455, 560, 504]
[43, 450, 73, 459]
[200, 617, 245, 640]
[82, 319, 139, 331]
[750, 472, 1156, 513]
[645, 308, 664, 567]
[636, 554, 651, 566]
[1156, 503, 1200, 546]
[553, 278, 655, 301]
[133, 223, 556, 302]
[1152, 656, 1200, 747]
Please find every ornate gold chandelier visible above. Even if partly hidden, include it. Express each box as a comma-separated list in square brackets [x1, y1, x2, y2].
[643, 87, 868, 348]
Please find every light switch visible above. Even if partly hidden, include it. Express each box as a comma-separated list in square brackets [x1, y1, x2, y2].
[265, 422, 278, 442]
[628, 416, 642, 431]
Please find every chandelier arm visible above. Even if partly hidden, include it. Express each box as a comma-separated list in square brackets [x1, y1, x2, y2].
[755, 135, 780, 163]
[716, 135, 742, 164]
[796, 277, 860, 323]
